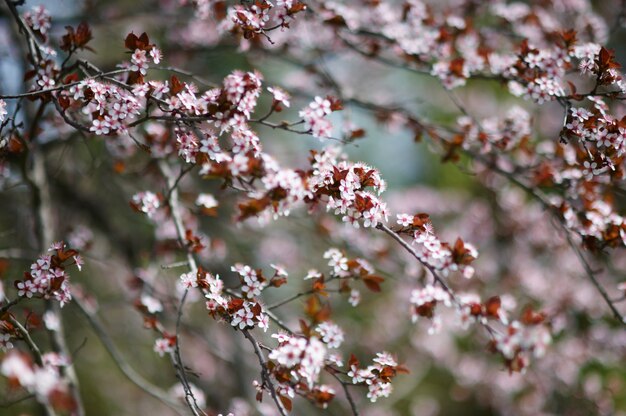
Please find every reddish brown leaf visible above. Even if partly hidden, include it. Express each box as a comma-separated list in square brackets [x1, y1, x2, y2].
[58, 95, 70, 110]
[48, 388, 77, 412]
[312, 276, 326, 293]
[349, 353, 360, 368]
[299, 319, 311, 337]
[484, 296, 501, 318]
[57, 248, 78, 262]
[349, 128, 366, 140]
[125, 32, 139, 50]
[327, 95, 343, 111]
[362, 274, 384, 292]
[170, 75, 184, 95]
[521, 305, 546, 325]
[270, 276, 288, 287]
[412, 213, 431, 227]
[279, 395, 293, 412]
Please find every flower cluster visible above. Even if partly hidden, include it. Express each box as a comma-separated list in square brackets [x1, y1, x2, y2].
[266, 333, 336, 408]
[491, 316, 552, 374]
[198, 271, 227, 311]
[216, 0, 306, 42]
[231, 263, 268, 299]
[396, 212, 478, 277]
[123, 32, 162, 78]
[323, 248, 349, 277]
[234, 155, 311, 224]
[413, 231, 478, 278]
[14, 242, 81, 306]
[458, 106, 533, 153]
[347, 352, 408, 403]
[228, 299, 269, 331]
[130, 191, 161, 218]
[299, 96, 338, 139]
[309, 147, 389, 228]
[23, 5, 51, 36]
[67, 79, 143, 136]
[409, 281, 553, 373]
[176, 268, 269, 332]
[432, 59, 470, 90]
[315, 321, 344, 349]
[176, 130, 199, 163]
[255, 163, 311, 221]
[320, 248, 386, 296]
[1, 351, 75, 410]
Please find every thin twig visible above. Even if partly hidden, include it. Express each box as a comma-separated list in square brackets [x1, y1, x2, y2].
[73, 297, 187, 415]
[8, 315, 44, 365]
[329, 371, 360, 416]
[0, 297, 21, 315]
[0, 393, 36, 408]
[170, 288, 204, 416]
[376, 224, 455, 298]
[564, 232, 625, 323]
[159, 160, 206, 416]
[267, 290, 314, 310]
[0, 69, 130, 99]
[161, 260, 190, 270]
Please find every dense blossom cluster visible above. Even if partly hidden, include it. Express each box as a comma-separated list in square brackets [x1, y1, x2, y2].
[182, 0, 621, 101]
[458, 106, 533, 153]
[347, 352, 408, 403]
[221, 0, 307, 41]
[14, 243, 81, 307]
[395, 212, 478, 278]
[308, 147, 389, 229]
[68, 79, 144, 136]
[180, 267, 271, 332]
[449, 88, 626, 256]
[262, 328, 406, 409]
[492, 319, 552, 374]
[268, 334, 327, 388]
[315, 321, 344, 349]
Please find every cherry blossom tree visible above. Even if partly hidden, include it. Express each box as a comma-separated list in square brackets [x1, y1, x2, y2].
[0, 0, 625, 415]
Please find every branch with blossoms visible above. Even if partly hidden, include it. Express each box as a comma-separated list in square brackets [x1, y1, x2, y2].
[1, 1, 626, 415]
[336, 94, 626, 324]
[256, 37, 626, 324]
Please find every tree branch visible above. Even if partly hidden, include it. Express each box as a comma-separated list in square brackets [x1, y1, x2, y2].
[73, 297, 188, 415]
